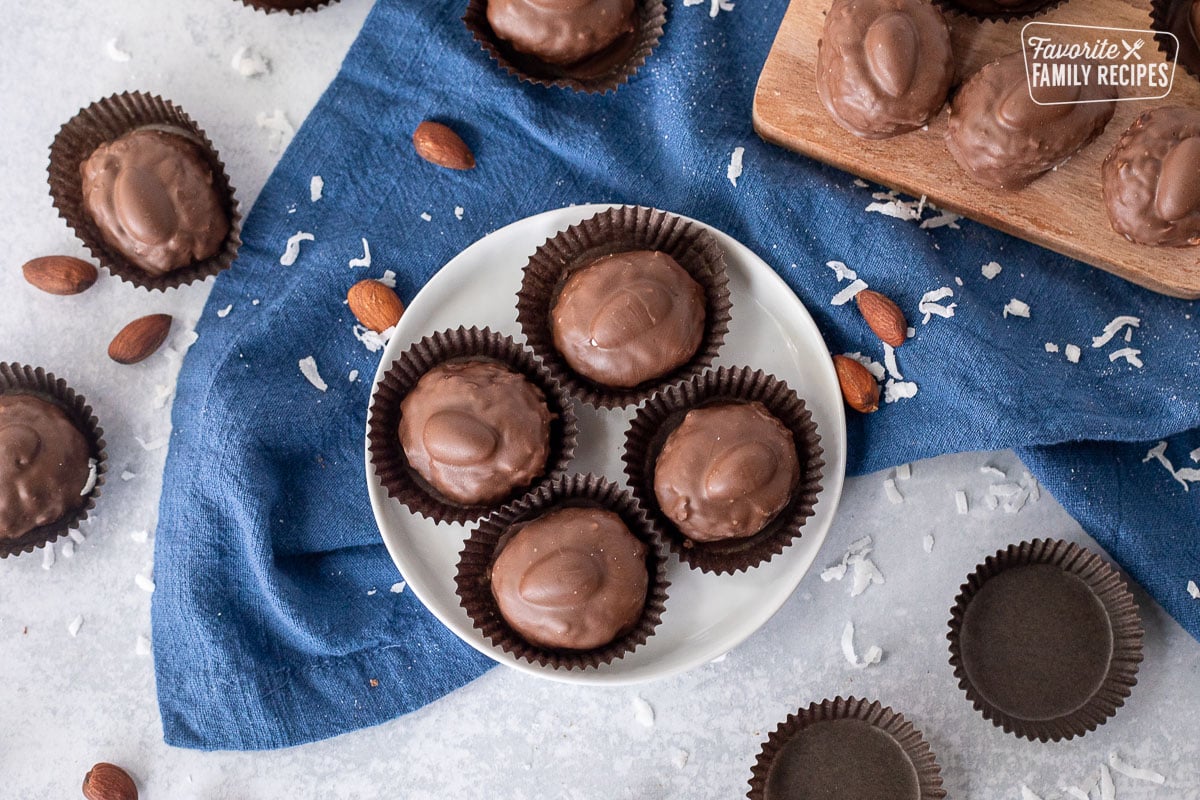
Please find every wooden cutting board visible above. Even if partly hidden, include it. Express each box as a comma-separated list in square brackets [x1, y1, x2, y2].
[752, 0, 1200, 299]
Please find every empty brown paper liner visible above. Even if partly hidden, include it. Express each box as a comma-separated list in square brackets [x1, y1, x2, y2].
[463, 0, 666, 94]
[455, 473, 669, 670]
[747, 697, 946, 800]
[367, 326, 578, 525]
[947, 538, 1144, 742]
[622, 366, 824, 575]
[0, 363, 106, 559]
[516, 205, 731, 409]
[48, 91, 242, 292]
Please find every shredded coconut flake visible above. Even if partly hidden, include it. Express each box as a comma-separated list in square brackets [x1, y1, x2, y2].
[348, 370, 359, 383]
[826, 260, 857, 282]
[1003, 298, 1031, 318]
[843, 352, 885, 381]
[883, 478, 904, 504]
[298, 356, 328, 392]
[310, 175, 324, 202]
[349, 238, 372, 268]
[1099, 765, 1115, 800]
[353, 324, 394, 353]
[1019, 784, 1043, 800]
[231, 45, 270, 77]
[1190, 447, 1200, 463]
[390, 581, 407, 594]
[378, 270, 397, 289]
[1065, 344, 1081, 363]
[955, 491, 969, 514]
[884, 380, 917, 403]
[922, 534, 934, 554]
[831, 279, 868, 306]
[1108, 347, 1143, 368]
[217, 304, 233, 318]
[850, 557, 884, 597]
[256, 109, 294, 152]
[105, 38, 132, 62]
[896, 463, 911, 481]
[1107, 752, 1165, 784]
[883, 343, 903, 380]
[866, 199, 920, 221]
[280, 231, 314, 266]
[420, 212, 432, 222]
[136, 635, 152, 657]
[1092, 316, 1141, 348]
[62, 540, 75, 558]
[840, 622, 882, 668]
[981, 261, 1003, 280]
[42, 544, 55, 570]
[130, 529, 149, 544]
[121, 470, 137, 481]
[981, 465, 1006, 478]
[1187, 580, 1200, 599]
[454, 206, 464, 220]
[135, 573, 156, 593]
[918, 287, 956, 323]
[69, 530, 86, 545]
[726, 146, 745, 187]
[632, 697, 655, 727]
[1064, 787, 1089, 800]
[80, 458, 98, 496]
[918, 210, 961, 229]
[1045, 342, 1060, 353]
[136, 435, 169, 451]
[67, 615, 84, 638]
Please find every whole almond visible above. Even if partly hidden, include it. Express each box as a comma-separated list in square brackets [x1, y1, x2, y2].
[855, 289, 908, 348]
[82, 762, 138, 800]
[412, 120, 475, 170]
[348, 280, 405, 333]
[108, 314, 173, 365]
[22, 255, 98, 296]
[833, 355, 880, 414]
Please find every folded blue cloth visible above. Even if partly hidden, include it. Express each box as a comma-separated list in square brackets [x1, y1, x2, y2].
[153, 0, 1200, 750]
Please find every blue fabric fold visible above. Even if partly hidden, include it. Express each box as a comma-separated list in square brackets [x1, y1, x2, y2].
[153, 0, 1200, 750]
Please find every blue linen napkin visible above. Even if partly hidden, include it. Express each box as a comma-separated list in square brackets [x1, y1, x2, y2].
[153, 0, 1200, 750]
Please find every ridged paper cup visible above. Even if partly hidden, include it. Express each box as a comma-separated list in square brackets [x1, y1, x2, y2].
[516, 205, 731, 409]
[747, 697, 946, 800]
[1152, 0, 1200, 82]
[947, 538, 1144, 742]
[367, 326, 578, 526]
[463, 0, 666, 94]
[0, 363, 106, 559]
[48, 91, 242, 292]
[931, 0, 1066, 22]
[622, 366, 824, 575]
[454, 473, 669, 670]
[238, 0, 339, 12]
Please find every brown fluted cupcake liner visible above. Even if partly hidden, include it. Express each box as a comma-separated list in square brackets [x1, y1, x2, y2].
[622, 366, 824, 575]
[516, 205, 731, 409]
[1152, 0, 1200, 82]
[367, 326, 578, 525]
[932, 0, 1065, 23]
[947, 539, 1144, 742]
[0, 363, 106, 559]
[238, 0, 339, 12]
[464, 0, 666, 94]
[48, 91, 242, 292]
[454, 473, 669, 670]
[747, 697, 946, 800]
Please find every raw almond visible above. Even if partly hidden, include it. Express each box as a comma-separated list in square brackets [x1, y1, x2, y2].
[108, 314, 173, 365]
[348, 280, 405, 333]
[856, 289, 908, 348]
[22, 255, 98, 295]
[833, 355, 880, 414]
[82, 762, 138, 800]
[412, 120, 475, 170]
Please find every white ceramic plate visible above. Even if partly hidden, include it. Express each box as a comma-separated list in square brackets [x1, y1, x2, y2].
[366, 204, 847, 685]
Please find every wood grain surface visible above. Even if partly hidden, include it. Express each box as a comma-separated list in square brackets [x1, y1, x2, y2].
[753, 0, 1200, 299]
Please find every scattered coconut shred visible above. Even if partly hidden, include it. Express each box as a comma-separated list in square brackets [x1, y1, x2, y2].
[684, 0, 736, 19]
[1143, 441, 1200, 490]
[862, 190, 961, 229]
[981, 261, 1002, 280]
[1186, 580, 1200, 600]
[632, 696, 655, 728]
[256, 109, 294, 152]
[349, 238, 372, 268]
[1107, 752, 1165, 784]
[105, 38, 132, 62]
[298, 356, 328, 392]
[726, 146, 744, 187]
[280, 231, 314, 266]
[80, 459, 98, 496]
[1003, 298, 1031, 319]
[821, 536, 884, 597]
[353, 324, 395, 354]
[231, 45, 270, 78]
[840, 621, 882, 669]
[918, 287, 955, 323]
[310, 175, 324, 202]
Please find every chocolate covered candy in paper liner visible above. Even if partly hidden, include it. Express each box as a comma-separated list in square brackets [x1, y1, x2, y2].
[516, 205, 731, 409]
[622, 366, 824, 575]
[48, 91, 241, 292]
[0, 363, 106, 559]
[237, 0, 339, 12]
[746, 697, 946, 800]
[1152, 0, 1200, 82]
[367, 326, 577, 526]
[932, 0, 1064, 22]
[454, 473, 670, 670]
[947, 538, 1144, 742]
[463, 0, 666, 94]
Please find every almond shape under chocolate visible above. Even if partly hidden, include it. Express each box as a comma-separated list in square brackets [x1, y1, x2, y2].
[996, 80, 1079, 129]
[864, 12, 921, 98]
[588, 281, 674, 350]
[422, 410, 499, 466]
[518, 548, 605, 607]
[114, 165, 178, 245]
[1155, 137, 1200, 222]
[704, 441, 780, 502]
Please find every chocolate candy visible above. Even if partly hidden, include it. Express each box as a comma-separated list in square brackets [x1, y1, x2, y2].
[489, 506, 649, 650]
[551, 250, 705, 389]
[398, 360, 551, 506]
[0, 395, 92, 542]
[946, 52, 1117, 190]
[1193, 0, 1200, 41]
[486, 0, 636, 66]
[945, 0, 1056, 15]
[816, 0, 954, 139]
[80, 129, 229, 276]
[654, 402, 799, 543]
[1102, 106, 1200, 247]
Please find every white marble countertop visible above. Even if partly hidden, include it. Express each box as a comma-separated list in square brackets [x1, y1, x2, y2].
[2, 1, 1198, 798]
